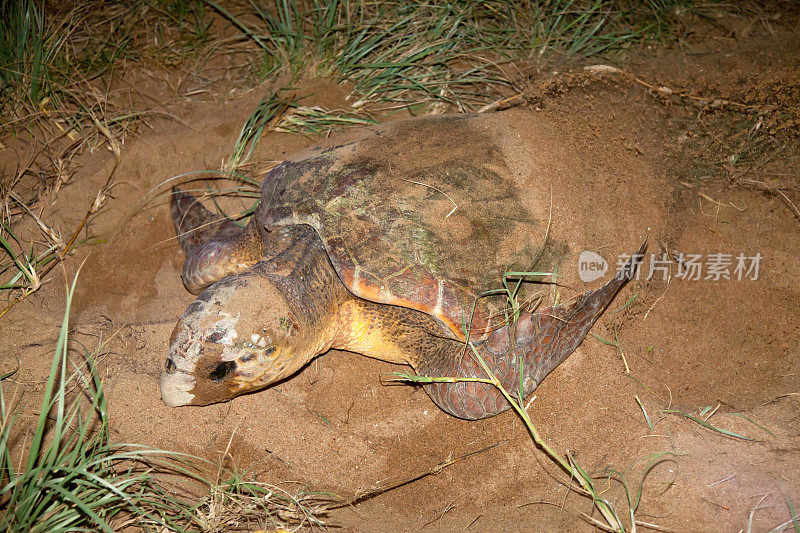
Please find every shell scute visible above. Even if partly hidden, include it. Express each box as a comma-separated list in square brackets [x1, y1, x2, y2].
[257, 114, 557, 339]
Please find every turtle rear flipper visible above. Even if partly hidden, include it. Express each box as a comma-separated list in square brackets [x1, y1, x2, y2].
[171, 187, 265, 294]
[421, 242, 646, 419]
[518, 240, 647, 387]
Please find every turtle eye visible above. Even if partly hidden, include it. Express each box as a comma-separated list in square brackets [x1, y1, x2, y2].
[209, 361, 236, 382]
[207, 331, 226, 343]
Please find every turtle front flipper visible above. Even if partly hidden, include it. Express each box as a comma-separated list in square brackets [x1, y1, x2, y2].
[171, 187, 265, 294]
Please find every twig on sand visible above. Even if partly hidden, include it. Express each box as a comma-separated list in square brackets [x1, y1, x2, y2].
[329, 442, 503, 509]
[583, 64, 759, 112]
[738, 179, 800, 223]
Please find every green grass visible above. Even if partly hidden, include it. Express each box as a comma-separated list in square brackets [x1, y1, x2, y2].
[227, 89, 296, 169]
[326, 1, 515, 110]
[212, 0, 679, 166]
[149, 0, 213, 51]
[0, 223, 64, 321]
[226, 89, 378, 168]
[0, 0, 212, 123]
[0, 0, 219, 161]
[601, 450, 684, 531]
[393, 259, 635, 531]
[0, 226, 53, 298]
[0, 0, 133, 141]
[388, 245, 670, 532]
[0, 0, 57, 113]
[786, 496, 800, 533]
[661, 409, 755, 441]
[0, 272, 197, 531]
[212, 0, 672, 112]
[274, 105, 377, 134]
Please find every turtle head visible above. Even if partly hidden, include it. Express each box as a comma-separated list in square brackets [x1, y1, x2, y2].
[160, 264, 319, 407]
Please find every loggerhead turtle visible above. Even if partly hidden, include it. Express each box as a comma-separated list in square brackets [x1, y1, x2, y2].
[160, 113, 645, 420]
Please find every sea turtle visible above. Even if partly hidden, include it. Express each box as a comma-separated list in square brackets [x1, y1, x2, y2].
[160, 113, 645, 420]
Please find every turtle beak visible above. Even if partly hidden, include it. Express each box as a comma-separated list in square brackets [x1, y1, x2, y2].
[160, 350, 245, 407]
[159, 359, 195, 407]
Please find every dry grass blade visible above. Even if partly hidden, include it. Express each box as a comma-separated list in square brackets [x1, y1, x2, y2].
[195, 478, 334, 531]
[633, 520, 677, 532]
[0, 160, 117, 320]
[747, 493, 771, 533]
[737, 179, 800, 224]
[275, 105, 377, 135]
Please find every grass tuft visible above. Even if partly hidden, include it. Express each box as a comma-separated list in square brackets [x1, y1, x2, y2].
[212, 0, 675, 164]
[195, 474, 334, 530]
[227, 90, 297, 170]
[226, 90, 377, 169]
[0, 0, 219, 316]
[275, 105, 377, 134]
[0, 271, 199, 531]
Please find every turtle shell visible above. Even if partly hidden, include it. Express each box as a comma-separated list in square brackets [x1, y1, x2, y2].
[256, 113, 562, 340]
